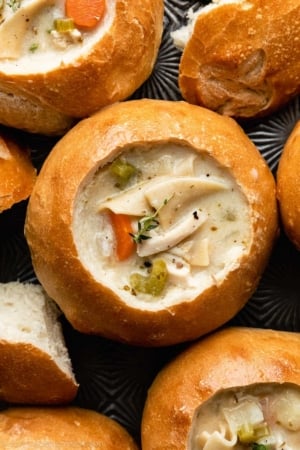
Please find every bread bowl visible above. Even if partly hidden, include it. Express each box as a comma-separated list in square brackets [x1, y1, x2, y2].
[0, 281, 78, 405]
[0, 0, 163, 135]
[187, 382, 300, 449]
[276, 121, 300, 249]
[0, 406, 138, 449]
[25, 99, 278, 346]
[141, 327, 300, 450]
[0, 132, 36, 213]
[172, 0, 300, 119]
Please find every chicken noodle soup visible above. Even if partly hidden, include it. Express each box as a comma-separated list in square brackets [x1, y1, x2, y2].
[73, 144, 251, 307]
[188, 382, 300, 450]
[0, 0, 115, 69]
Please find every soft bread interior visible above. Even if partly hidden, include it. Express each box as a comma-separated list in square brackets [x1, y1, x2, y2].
[0, 281, 75, 379]
[73, 143, 252, 310]
[171, 0, 252, 50]
[0, 0, 116, 74]
[188, 382, 300, 449]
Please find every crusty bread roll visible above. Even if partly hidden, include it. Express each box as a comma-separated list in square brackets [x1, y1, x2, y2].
[172, 0, 300, 119]
[0, 0, 163, 135]
[25, 99, 278, 347]
[0, 406, 138, 449]
[0, 281, 78, 405]
[187, 382, 300, 449]
[141, 327, 300, 450]
[0, 133, 36, 213]
[277, 121, 300, 249]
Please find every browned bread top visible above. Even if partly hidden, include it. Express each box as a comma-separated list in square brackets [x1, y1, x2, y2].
[25, 99, 277, 346]
[175, 0, 300, 119]
[0, 133, 36, 213]
[277, 121, 300, 249]
[0, 406, 138, 449]
[141, 327, 300, 450]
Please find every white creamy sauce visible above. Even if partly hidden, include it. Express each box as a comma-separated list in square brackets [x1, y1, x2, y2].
[73, 144, 252, 309]
[188, 383, 300, 450]
[0, 0, 116, 73]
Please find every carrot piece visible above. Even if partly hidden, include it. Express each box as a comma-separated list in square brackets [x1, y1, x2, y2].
[108, 212, 136, 261]
[65, 0, 106, 30]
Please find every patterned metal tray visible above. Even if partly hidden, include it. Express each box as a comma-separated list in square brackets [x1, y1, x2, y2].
[0, 1, 300, 445]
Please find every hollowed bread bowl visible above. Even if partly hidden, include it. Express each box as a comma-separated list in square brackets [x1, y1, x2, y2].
[25, 99, 278, 346]
[0, 0, 163, 134]
[141, 327, 300, 449]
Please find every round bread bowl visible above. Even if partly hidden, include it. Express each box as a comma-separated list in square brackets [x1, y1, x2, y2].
[0, 0, 164, 134]
[25, 99, 278, 346]
[0, 133, 36, 213]
[0, 406, 138, 449]
[277, 121, 300, 249]
[141, 327, 300, 450]
[175, 0, 300, 119]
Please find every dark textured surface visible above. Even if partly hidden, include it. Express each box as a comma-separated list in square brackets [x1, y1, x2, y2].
[0, 0, 300, 446]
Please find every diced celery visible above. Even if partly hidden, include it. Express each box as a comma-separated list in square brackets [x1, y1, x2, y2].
[238, 422, 270, 444]
[110, 158, 137, 187]
[130, 259, 168, 296]
[54, 18, 75, 33]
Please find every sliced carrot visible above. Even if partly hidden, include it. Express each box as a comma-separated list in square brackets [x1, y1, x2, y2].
[65, 0, 106, 30]
[108, 212, 136, 261]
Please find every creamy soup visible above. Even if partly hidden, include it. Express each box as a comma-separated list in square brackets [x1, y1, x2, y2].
[188, 383, 300, 450]
[73, 144, 252, 309]
[0, 0, 115, 72]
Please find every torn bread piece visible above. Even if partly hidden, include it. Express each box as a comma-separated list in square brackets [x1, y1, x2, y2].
[172, 0, 300, 118]
[0, 281, 78, 404]
[25, 99, 278, 346]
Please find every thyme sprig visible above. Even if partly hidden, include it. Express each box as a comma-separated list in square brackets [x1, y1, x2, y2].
[251, 444, 267, 450]
[7, 0, 21, 11]
[130, 198, 169, 244]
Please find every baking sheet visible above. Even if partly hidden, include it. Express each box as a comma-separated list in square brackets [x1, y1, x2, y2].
[0, 0, 300, 445]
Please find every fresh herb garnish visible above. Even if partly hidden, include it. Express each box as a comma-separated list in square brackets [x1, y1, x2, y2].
[251, 444, 268, 450]
[7, 0, 21, 11]
[130, 198, 169, 244]
[29, 43, 39, 52]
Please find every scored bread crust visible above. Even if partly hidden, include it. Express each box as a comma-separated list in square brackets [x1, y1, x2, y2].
[141, 327, 300, 450]
[0, 0, 164, 135]
[25, 99, 278, 347]
[178, 0, 300, 118]
[0, 341, 78, 405]
[0, 133, 36, 213]
[277, 121, 300, 248]
[0, 406, 138, 449]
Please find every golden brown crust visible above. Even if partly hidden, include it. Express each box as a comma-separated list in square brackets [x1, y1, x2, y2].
[141, 327, 300, 450]
[0, 0, 163, 134]
[0, 133, 36, 213]
[178, 0, 300, 118]
[0, 82, 75, 136]
[25, 99, 278, 346]
[0, 406, 138, 449]
[277, 121, 300, 248]
[0, 341, 78, 405]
